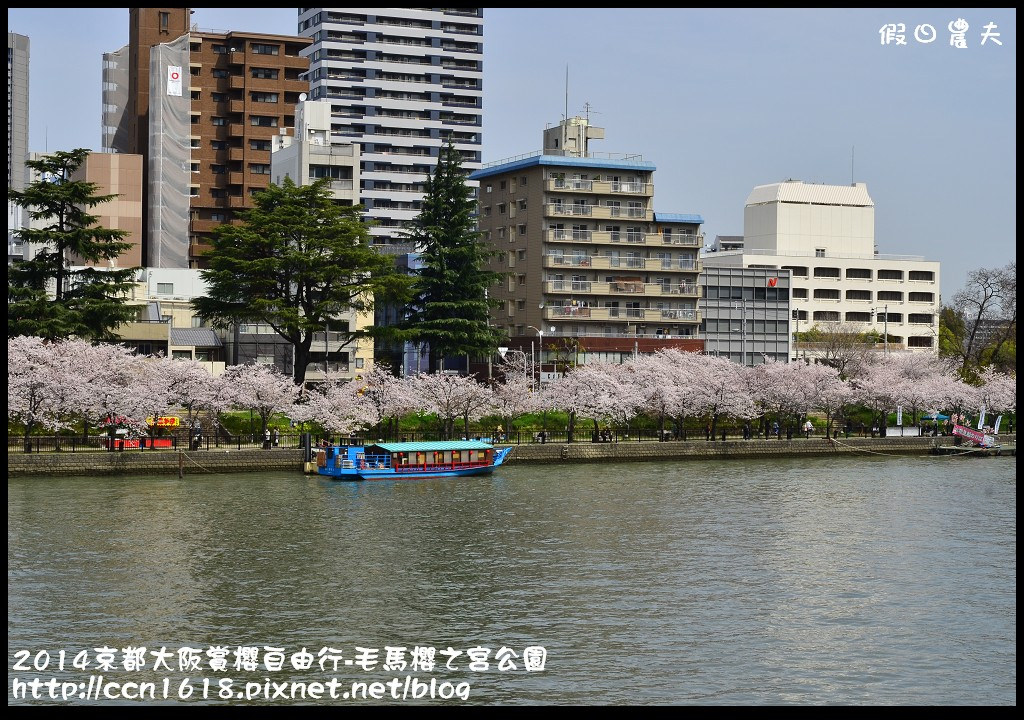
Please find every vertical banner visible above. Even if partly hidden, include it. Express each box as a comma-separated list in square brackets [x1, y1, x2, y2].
[977, 407, 986, 430]
[167, 66, 182, 96]
[993, 415, 1002, 434]
[896, 406, 903, 426]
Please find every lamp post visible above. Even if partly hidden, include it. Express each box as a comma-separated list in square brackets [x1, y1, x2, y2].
[527, 325, 544, 392]
[733, 301, 747, 366]
[872, 305, 889, 355]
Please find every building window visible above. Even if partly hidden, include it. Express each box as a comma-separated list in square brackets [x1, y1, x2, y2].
[813, 288, 840, 300]
[250, 164, 271, 175]
[251, 92, 279, 103]
[249, 139, 271, 151]
[251, 67, 279, 79]
[517, 249, 526, 260]
[189, 186, 200, 197]
[156, 283, 174, 294]
[160, 11, 170, 30]
[518, 224, 527, 236]
[212, 44, 228, 55]
[211, 164, 226, 174]
[815, 248, 825, 257]
[211, 116, 226, 126]
[250, 115, 278, 127]
[499, 180, 506, 190]
[846, 289, 871, 301]
[252, 43, 280, 55]
[517, 274, 526, 286]
[813, 266, 840, 278]
[846, 268, 871, 279]
[878, 291, 903, 301]
[878, 269, 904, 281]
[909, 292, 934, 302]
[211, 92, 227, 102]
[909, 270, 934, 281]
[190, 138, 200, 149]
[212, 69, 229, 78]
[497, 203, 506, 214]
[210, 140, 228, 150]
[210, 212, 226, 221]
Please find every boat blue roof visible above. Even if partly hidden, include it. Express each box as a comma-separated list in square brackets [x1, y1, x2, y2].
[470, 153, 655, 180]
[654, 212, 704, 224]
[365, 441, 494, 453]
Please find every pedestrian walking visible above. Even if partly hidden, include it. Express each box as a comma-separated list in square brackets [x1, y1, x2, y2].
[263, 427, 271, 449]
[804, 419, 813, 439]
[272, 428, 280, 447]
[772, 421, 780, 439]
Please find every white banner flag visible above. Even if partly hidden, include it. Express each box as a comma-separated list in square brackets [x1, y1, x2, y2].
[977, 406, 986, 430]
[993, 415, 1002, 434]
[167, 66, 182, 97]
[896, 406, 903, 426]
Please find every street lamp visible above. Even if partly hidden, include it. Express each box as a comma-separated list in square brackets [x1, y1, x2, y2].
[733, 301, 747, 366]
[871, 304, 889, 355]
[527, 325, 544, 392]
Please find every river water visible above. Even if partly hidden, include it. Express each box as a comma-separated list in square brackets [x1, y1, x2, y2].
[7, 455, 1016, 705]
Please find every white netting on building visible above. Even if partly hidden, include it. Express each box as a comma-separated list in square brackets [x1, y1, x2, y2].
[148, 34, 191, 268]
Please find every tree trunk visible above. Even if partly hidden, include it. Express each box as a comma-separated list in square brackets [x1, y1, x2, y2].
[567, 410, 576, 443]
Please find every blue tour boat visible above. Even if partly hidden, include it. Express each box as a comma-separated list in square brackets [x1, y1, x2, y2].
[316, 440, 513, 481]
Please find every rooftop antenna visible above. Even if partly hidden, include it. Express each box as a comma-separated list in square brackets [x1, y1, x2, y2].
[581, 101, 600, 123]
[564, 65, 569, 122]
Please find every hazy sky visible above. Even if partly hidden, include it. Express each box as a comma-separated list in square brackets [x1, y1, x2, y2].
[8, 8, 1017, 297]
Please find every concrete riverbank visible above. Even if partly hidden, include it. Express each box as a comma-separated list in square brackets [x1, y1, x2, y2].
[8, 434, 1016, 477]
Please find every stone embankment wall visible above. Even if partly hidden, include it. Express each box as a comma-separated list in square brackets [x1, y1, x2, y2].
[11, 435, 1013, 477]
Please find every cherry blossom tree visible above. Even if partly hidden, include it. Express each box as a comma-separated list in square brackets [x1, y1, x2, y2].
[977, 368, 1016, 419]
[695, 354, 756, 439]
[295, 381, 373, 437]
[661, 350, 711, 440]
[352, 363, 413, 439]
[409, 372, 490, 439]
[491, 357, 534, 440]
[67, 340, 158, 440]
[544, 361, 626, 442]
[163, 358, 221, 430]
[8, 336, 77, 450]
[221, 363, 300, 441]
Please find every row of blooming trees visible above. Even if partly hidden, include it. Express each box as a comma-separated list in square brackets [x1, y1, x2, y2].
[9, 338, 1017, 445]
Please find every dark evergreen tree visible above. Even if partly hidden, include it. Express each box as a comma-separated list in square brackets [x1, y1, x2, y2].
[193, 177, 410, 384]
[400, 142, 504, 372]
[8, 148, 138, 340]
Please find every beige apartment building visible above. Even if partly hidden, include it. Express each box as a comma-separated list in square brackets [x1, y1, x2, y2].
[470, 116, 704, 366]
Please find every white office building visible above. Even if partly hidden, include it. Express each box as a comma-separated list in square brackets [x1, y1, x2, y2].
[704, 180, 941, 354]
[297, 8, 483, 247]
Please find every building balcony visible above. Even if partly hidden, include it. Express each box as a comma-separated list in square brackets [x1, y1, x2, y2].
[542, 306, 700, 324]
[652, 233, 702, 248]
[229, 75, 245, 90]
[228, 171, 244, 186]
[228, 123, 245, 136]
[229, 99, 245, 114]
[545, 203, 650, 221]
[545, 178, 653, 196]
[543, 280, 701, 298]
[228, 196, 248, 209]
[543, 254, 648, 271]
[229, 147, 244, 162]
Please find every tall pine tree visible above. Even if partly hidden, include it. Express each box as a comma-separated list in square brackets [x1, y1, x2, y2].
[193, 177, 411, 385]
[401, 142, 504, 372]
[8, 149, 138, 341]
